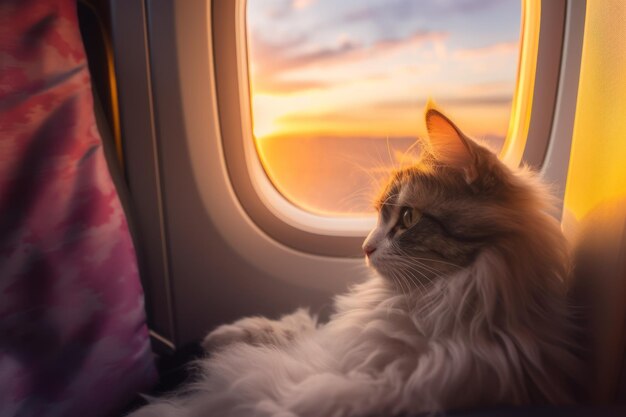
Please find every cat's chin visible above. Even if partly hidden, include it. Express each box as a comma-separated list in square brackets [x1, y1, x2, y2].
[366, 257, 406, 283]
[365, 260, 388, 281]
[365, 261, 396, 282]
[365, 254, 383, 272]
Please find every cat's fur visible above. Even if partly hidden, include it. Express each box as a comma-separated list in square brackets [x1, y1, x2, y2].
[129, 108, 579, 417]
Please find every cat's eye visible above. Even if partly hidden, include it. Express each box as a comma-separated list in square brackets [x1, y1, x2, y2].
[401, 207, 421, 229]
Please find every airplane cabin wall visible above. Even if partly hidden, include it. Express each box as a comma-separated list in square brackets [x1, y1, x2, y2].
[561, 0, 626, 403]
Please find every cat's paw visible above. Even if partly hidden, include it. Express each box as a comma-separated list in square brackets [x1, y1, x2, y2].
[202, 309, 317, 352]
[202, 317, 295, 351]
[202, 322, 254, 351]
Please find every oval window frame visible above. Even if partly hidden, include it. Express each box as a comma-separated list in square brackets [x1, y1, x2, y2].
[213, 0, 565, 257]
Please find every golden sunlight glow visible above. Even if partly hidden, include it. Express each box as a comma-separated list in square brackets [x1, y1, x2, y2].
[563, 0, 626, 221]
[501, 0, 539, 165]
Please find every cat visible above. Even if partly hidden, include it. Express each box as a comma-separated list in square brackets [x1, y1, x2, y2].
[129, 107, 579, 417]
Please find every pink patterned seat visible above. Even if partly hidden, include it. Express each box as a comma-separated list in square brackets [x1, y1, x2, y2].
[0, 1, 156, 415]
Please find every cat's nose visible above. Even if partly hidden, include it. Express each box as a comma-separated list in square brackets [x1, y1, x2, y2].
[363, 244, 377, 257]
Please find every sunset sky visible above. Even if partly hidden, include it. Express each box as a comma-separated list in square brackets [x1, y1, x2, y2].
[245, 0, 521, 215]
[246, 0, 521, 141]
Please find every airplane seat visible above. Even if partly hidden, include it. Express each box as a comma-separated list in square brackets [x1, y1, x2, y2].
[0, 1, 156, 416]
[560, 0, 626, 404]
[568, 201, 626, 404]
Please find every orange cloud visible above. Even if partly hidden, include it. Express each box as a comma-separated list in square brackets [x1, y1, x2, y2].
[292, 0, 315, 10]
[452, 41, 519, 60]
[248, 30, 448, 94]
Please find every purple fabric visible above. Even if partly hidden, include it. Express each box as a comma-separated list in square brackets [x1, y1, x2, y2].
[0, 1, 156, 416]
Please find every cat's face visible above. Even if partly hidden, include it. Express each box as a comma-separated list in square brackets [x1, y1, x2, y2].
[363, 108, 515, 287]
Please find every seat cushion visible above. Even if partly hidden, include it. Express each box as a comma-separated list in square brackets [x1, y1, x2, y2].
[0, 1, 156, 415]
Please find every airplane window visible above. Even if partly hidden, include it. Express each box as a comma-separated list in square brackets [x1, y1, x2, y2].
[246, 0, 521, 216]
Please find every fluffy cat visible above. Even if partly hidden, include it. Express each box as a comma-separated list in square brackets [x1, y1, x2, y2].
[129, 108, 579, 417]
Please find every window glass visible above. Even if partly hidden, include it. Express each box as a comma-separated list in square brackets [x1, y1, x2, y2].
[246, 0, 521, 216]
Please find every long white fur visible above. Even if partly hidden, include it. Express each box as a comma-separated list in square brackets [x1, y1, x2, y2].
[129, 243, 576, 416]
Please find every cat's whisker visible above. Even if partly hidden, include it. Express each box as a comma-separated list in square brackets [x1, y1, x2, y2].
[385, 136, 395, 168]
[395, 270, 420, 303]
[408, 260, 447, 278]
[412, 258, 464, 270]
[391, 255, 442, 276]
[393, 260, 442, 295]
[388, 262, 420, 299]
[394, 251, 464, 271]
[378, 192, 400, 207]
[388, 269, 408, 299]
[385, 249, 437, 282]
[400, 265, 435, 291]
[336, 154, 392, 197]
[393, 268, 412, 299]
[398, 269, 428, 298]
[385, 256, 435, 292]
[397, 138, 424, 170]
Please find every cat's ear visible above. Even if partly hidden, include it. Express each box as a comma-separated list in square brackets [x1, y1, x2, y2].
[425, 108, 478, 184]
